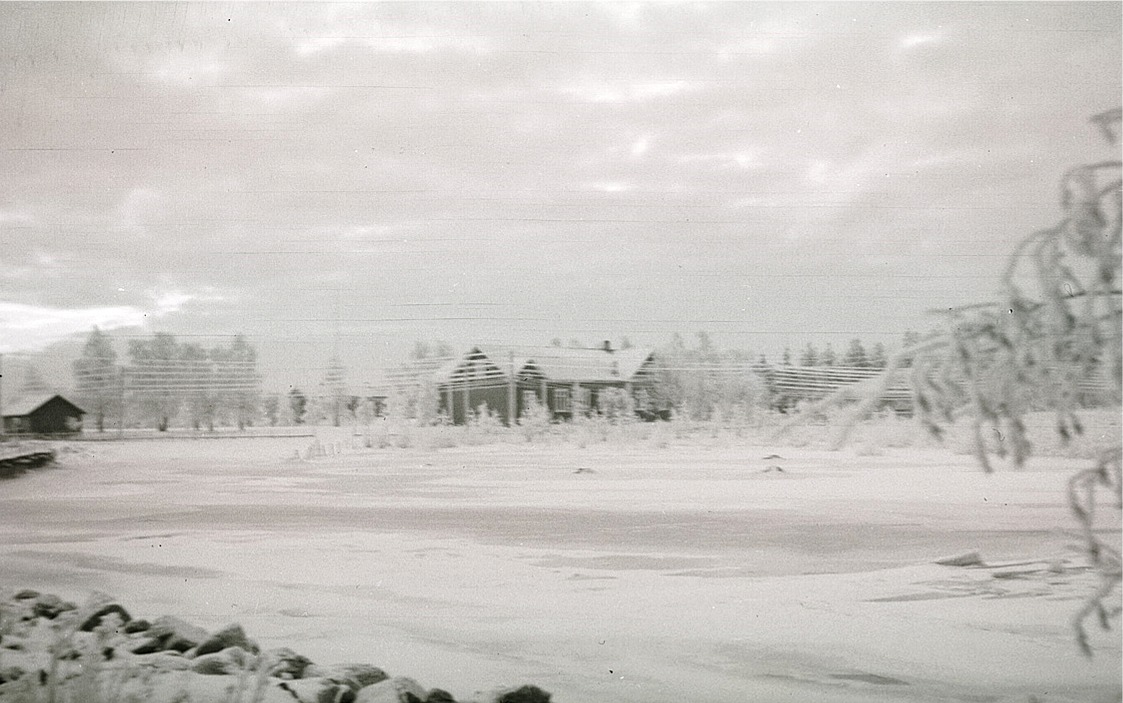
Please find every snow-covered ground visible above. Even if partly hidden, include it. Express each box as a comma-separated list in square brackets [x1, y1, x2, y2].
[0, 428, 1119, 702]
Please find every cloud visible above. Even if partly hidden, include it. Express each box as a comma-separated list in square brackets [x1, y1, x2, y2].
[242, 85, 332, 107]
[0, 1, 1117, 374]
[717, 36, 780, 58]
[117, 188, 164, 230]
[365, 34, 492, 55]
[678, 151, 764, 171]
[556, 79, 695, 104]
[805, 160, 833, 185]
[0, 209, 35, 225]
[898, 32, 943, 50]
[0, 289, 206, 353]
[145, 50, 226, 84]
[295, 36, 347, 57]
[152, 290, 194, 315]
[294, 30, 491, 58]
[0, 301, 147, 353]
[585, 181, 634, 193]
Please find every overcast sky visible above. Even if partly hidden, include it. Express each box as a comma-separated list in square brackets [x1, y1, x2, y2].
[1, 2, 1119, 391]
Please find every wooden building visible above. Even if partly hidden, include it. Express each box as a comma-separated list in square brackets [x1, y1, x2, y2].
[434, 343, 658, 425]
[2, 394, 86, 435]
[766, 365, 912, 413]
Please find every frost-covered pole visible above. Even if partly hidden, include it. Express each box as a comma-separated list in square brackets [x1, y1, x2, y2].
[118, 369, 125, 437]
[0, 353, 5, 440]
[507, 351, 516, 427]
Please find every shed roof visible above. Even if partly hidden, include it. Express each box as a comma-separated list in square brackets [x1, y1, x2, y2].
[2, 393, 86, 418]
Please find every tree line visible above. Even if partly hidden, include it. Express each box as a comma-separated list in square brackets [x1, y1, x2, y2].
[72, 328, 261, 432]
[65, 329, 919, 432]
[643, 331, 917, 421]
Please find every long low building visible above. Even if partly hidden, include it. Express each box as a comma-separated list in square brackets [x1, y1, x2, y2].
[768, 365, 911, 411]
[767, 362, 1114, 413]
[433, 342, 659, 425]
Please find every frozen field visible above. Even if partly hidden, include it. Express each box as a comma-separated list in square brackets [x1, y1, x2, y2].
[1, 431, 1120, 702]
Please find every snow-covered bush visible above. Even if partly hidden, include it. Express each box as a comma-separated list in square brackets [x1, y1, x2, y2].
[467, 403, 504, 443]
[598, 387, 636, 425]
[517, 399, 552, 443]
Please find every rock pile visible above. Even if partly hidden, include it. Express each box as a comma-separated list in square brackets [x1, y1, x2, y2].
[0, 590, 552, 703]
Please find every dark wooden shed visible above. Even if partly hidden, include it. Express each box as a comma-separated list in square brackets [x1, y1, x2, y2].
[2, 394, 86, 435]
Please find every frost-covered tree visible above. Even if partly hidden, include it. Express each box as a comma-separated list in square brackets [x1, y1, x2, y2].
[213, 335, 260, 430]
[393, 340, 452, 423]
[287, 388, 307, 425]
[869, 342, 888, 370]
[17, 364, 51, 395]
[900, 330, 922, 367]
[780, 109, 1122, 653]
[842, 338, 869, 368]
[409, 339, 453, 362]
[413, 380, 442, 425]
[799, 343, 818, 367]
[650, 332, 767, 421]
[127, 332, 181, 431]
[820, 343, 836, 367]
[180, 342, 216, 431]
[319, 355, 346, 427]
[72, 327, 118, 432]
[262, 394, 280, 427]
[356, 395, 377, 426]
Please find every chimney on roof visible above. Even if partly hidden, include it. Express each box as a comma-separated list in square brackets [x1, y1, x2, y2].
[602, 340, 613, 353]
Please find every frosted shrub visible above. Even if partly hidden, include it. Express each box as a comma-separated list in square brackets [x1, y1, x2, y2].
[613, 418, 649, 444]
[371, 417, 392, 448]
[372, 416, 412, 449]
[598, 388, 636, 424]
[772, 403, 853, 449]
[392, 423, 413, 449]
[517, 399, 551, 443]
[414, 382, 443, 427]
[467, 403, 504, 444]
[853, 410, 921, 449]
[569, 409, 610, 447]
[708, 406, 732, 439]
[648, 419, 671, 449]
[378, 390, 418, 449]
[720, 403, 751, 439]
[666, 411, 696, 441]
[382, 390, 410, 423]
[597, 388, 643, 443]
[419, 423, 463, 450]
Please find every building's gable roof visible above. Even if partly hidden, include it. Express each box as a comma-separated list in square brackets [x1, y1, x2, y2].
[434, 345, 655, 386]
[2, 393, 86, 418]
[522, 347, 654, 383]
[430, 346, 518, 389]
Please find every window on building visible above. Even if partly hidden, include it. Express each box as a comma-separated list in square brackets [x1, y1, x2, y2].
[553, 388, 572, 414]
[582, 388, 594, 411]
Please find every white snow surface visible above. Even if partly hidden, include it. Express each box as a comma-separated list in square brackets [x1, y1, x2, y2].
[1, 431, 1120, 702]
